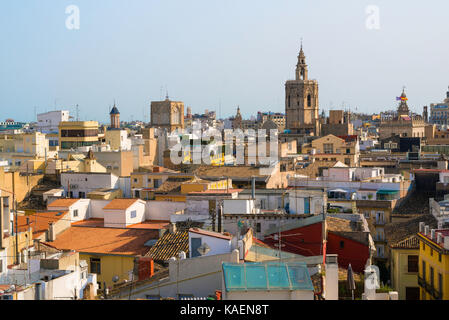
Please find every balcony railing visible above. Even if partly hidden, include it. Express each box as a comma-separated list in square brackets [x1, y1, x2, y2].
[418, 276, 442, 300]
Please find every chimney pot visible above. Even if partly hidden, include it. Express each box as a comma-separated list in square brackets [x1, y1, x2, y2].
[437, 232, 443, 244]
[419, 222, 425, 233]
[444, 236, 449, 250]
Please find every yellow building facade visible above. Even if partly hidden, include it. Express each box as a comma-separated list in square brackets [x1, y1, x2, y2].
[390, 235, 420, 300]
[305, 134, 359, 167]
[418, 228, 449, 300]
[79, 253, 135, 289]
[58, 121, 99, 150]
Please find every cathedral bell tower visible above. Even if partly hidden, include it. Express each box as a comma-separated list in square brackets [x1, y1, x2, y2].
[285, 43, 320, 136]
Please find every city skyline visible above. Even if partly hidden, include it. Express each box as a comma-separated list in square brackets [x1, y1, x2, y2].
[1, 0, 449, 123]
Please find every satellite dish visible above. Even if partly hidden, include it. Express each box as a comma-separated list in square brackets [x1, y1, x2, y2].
[112, 275, 119, 283]
[197, 242, 211, 256]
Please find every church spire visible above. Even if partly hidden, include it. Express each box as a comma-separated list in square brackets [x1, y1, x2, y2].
[296, 41, 308, 81]
[397, 88, 410, 117]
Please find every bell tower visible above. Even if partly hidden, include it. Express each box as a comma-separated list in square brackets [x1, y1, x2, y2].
[295, 44, 308, 81]
[285, 43, 320, 136]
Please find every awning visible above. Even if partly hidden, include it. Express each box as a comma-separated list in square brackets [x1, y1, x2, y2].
[376, 190, 399, 195]
[329, 189, 348, 193]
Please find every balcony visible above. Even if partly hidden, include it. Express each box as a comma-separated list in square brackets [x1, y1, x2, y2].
[418, 276, 442, 300]
[374, 219, 386, 226]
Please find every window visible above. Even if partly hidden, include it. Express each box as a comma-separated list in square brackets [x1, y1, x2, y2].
[339, 241, 344, 249]
[430, 267, 434, 288]
[422, 261, 426, 280]
[439, 253, 442, 262]
[377, 245, 384, 258]
[130, 210, 137, 219]
[364, 211, 370, 218]
[133, 179, 138, 183]
[431, 248, 433, 256]
[90, 258, 101, 274]
[307, 94, 312, 107]
[256, 223, 261, 233]
[323, 143, 334, 154]
[0, 259, 2, 273]
[73, 209, 79, 217]
[439, 273, 443, 297]
[407, 255, 419, 273]
[422, 242, 425, 251]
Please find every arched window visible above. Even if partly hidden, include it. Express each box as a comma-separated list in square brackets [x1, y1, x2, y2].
[307, 94, 312, 107]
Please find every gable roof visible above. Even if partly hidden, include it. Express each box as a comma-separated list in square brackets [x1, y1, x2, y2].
[43, 226, 157, 256]
[103, 199, 141, 210]
[47, 198, 81, 208]
[390, 235, 420, 249]
[145, 230, 189, 261]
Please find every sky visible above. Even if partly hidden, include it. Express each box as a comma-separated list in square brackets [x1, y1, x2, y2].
[1, 0, 449, 123]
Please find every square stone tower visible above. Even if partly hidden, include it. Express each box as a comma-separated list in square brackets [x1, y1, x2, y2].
[285, 44, 320, 136]
[150, 97, 185, 132]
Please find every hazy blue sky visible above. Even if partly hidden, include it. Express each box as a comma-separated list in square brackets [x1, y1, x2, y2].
[1, 0, 448, 123]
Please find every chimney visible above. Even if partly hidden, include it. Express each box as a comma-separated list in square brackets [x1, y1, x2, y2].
[424, 225, 430, 236]
[419, 222, 425, 234]
[437, 232, 443, 244]
[444, 236, 449, 250]
[48, 222, 56, 242]
[431, 229, 436, 241]
[169, 223, 177, 234]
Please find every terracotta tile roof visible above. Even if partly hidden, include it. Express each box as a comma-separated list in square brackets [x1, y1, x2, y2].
[194, 165, 271, 179]
[146, 230, 189, 261]
[47, 198, 80, 208]
[43, 226, 157, 256]
[385, 214, 437, 244]
[72, 218, 105, 227]
[390, 235, 420, 249]
[103, 199, 140, 210]
[154, 180, 185, 193]
[16, 211, 69, 239]
[189, 228, 232, 240]
[326, 216, 360, 233]
[127, 220, 170, 230]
